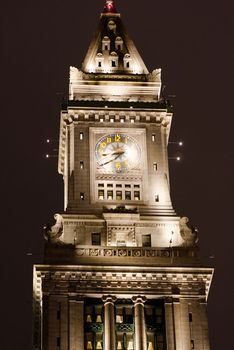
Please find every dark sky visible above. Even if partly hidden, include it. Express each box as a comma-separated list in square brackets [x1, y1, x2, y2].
[1, 0, 233, 349]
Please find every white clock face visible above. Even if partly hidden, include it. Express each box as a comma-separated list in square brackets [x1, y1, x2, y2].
[95, 133, 141, 173]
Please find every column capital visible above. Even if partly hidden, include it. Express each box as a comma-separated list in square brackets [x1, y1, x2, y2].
[132, 295, 147, 305]
[102, 295, 117, 304]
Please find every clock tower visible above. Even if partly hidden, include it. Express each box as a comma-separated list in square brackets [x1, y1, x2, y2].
[33, 1, 213, 350]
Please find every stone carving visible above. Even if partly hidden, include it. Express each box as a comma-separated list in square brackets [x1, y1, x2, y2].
[70, 66, 83, 80]
[148, 68, 161, 82]
[179, 217, 199, 247]
[118, 249, 127, 257]
[44, 214, 64, 244]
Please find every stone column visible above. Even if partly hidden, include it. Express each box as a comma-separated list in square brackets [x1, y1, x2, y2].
[132, 296, 147, 350]
[102, 295, 117, 350]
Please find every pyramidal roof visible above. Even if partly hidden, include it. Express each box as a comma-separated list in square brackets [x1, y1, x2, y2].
[82, 0, 149, 75]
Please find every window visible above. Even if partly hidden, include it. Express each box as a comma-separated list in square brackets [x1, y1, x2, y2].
[107, 190, 113, 200]
[189, 312, 193, 322]
[80, 193, 84, 200]
[125, 191, 131, 200]
[57, 337, 61, 347]
[100, 118, 104, 122]
[112, 60, 116, 67]
[191, 340, 195, 349]
[110, 117, 114, 122]
[105, 45, 108, 50]
[56, 304, 61, 320]
[130, 118, 134, 123]
[80, 161, 84, 169]
[116, 184, 122, 188]
[92, 233, 101, 246]
[134, 184, 140, 188]
[125, 184, 131, 188]
[126, 61, 130, 68]
[107, 183, 113, 188]
[142, 234, 151, 247]
[120, 118, 124, 123]
[152, 134, 156, 142]
[80, 132, 84, 140]
[116, 191, 122, 200]
[98, 183, 104, 187]
[117, 44, 121, 50]
[134, 191, 140, 200]
[153, 163, 157, 171]
[98, 61, 102, 67]
[98, 190, 104, 200]
[155, 195, 159, 202]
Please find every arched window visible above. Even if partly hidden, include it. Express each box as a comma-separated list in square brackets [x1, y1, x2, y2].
[115, 36, 123, 51]
[109, 52, 118, 68]
[95, 53, 104, 69]
[102, 36, 110, 51]
[123, 53, 132, 69]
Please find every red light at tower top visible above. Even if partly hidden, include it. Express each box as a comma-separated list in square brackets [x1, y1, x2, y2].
[104, 0, 116, 13]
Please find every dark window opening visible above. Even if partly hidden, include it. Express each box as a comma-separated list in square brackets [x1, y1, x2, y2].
[57, 337, 61, 347]
[98, 190, 104, 200]
[92, 233, 101, 246]
[189, 312, 193, 322]
[57, 310, 61, 320]
[98, 61, 102, 67]
[116, 191, 122, 200]
[105, 45, 108, 50]
[142, 234, 151, 247]
[107, 190, 113, 200]
[134, 191, 140, 200]
[153, 163, 158, 171]
[126, 61, 130, 68]
[191, 340, 195, 349]
[112, 60, 116, 67]
[125, 191, 131, 200]
[155, 195, 159, 202]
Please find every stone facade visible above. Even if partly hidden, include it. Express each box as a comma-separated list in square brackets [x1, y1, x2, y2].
[33, 1, 213, 349]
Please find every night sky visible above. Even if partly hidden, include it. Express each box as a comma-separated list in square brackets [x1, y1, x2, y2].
[1, 0, 233, 349]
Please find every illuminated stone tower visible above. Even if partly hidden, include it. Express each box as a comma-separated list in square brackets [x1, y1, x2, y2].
[33, 1, 213, 349]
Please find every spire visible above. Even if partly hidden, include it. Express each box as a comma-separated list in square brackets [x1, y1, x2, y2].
[82, 0, 149, 75]
[103, 0, 117, 13]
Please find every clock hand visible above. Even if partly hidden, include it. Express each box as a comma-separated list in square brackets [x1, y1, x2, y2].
[99, 153, 123, 166]
[102, 150, 125, 156]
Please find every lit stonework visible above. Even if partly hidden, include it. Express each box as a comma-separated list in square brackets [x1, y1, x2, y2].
[33, 1, 213, 349]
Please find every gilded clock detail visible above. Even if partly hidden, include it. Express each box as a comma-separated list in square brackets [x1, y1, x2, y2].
[95, 133, 141, 173]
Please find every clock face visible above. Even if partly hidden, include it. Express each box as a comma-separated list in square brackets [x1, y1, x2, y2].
[95, 133, 141, 173]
